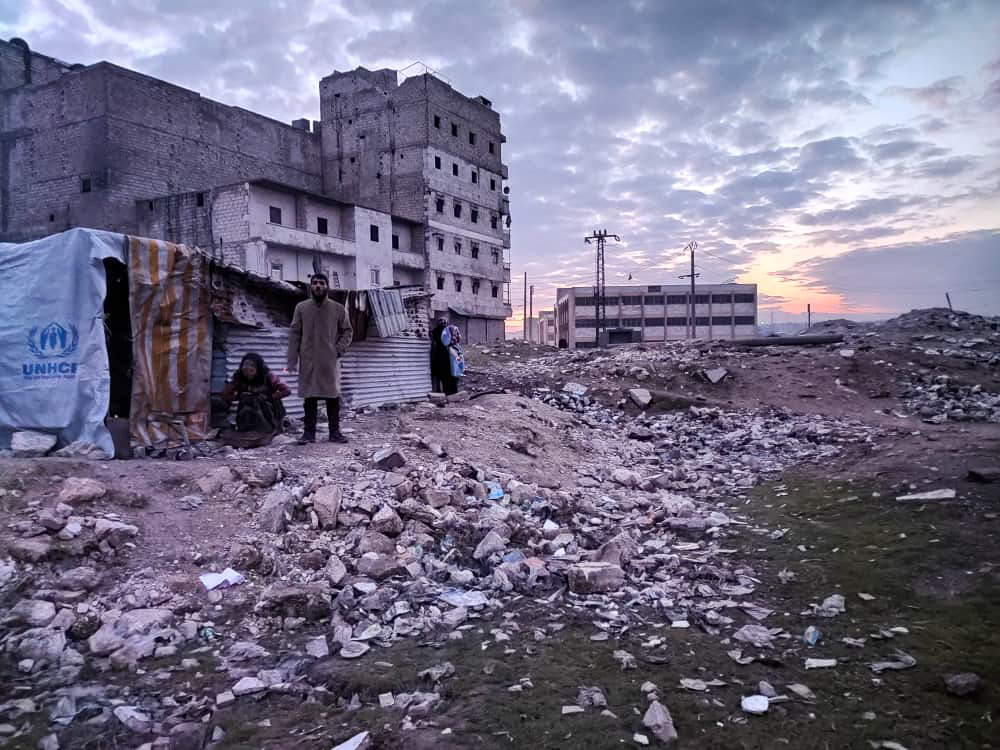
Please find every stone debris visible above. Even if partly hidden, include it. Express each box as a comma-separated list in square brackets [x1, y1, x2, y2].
[10, 430, 57, 457]
[944, 672, 981, 697]
[895, 488, 956, 502]
[331, 731, 370, 750]
[868, 650, 917, 674]
[814, 594, 846, 617]
[741, 694, 769, 714]
[805, 658, 838, 670]
[58, 477, 107, 506]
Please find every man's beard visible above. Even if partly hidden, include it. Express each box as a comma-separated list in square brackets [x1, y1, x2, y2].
[311, 289, 327, 303]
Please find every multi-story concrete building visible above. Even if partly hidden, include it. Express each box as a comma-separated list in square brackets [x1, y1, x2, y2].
[0, 39, 512, 341]
[555, 283, 758, 349]
[538, 310, 556, 346]
[319, 67, 512, 342]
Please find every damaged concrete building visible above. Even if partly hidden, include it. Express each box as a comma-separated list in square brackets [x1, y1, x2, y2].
[0, 38, 512, 342]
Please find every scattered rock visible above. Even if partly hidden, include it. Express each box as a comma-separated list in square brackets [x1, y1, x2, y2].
[259, 488, 295, 533]
[8, 599, 56, 627]
[232, 677, 267, 696]
[196, 466, 235, 495]
[567, 562, 625, 594]
[944, 672, 981, 697]
[373, 447, 406, 470]
[113, 705, 151, 733]
[628, 388, 652, 408]
[58, 477, 107, 506]
[11, 430, 57, 457]
[371, 505, 404, 537]
[311, 485, 343, 529]
[643, 700, 678, 743]
[340, 641, 370, 659]
[968, 467, 1000, 483]
[7, 538, 53, 563]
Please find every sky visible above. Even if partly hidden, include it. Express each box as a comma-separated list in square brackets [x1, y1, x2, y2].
[3, 0, 998, 327]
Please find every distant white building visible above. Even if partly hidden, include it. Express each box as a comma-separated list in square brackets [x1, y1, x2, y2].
[555, 283, 758, 349]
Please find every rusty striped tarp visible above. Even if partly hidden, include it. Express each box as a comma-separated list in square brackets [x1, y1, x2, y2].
[127, 236, 212, 450]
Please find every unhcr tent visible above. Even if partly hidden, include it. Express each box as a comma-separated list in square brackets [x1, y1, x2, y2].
[0, 229, 212, 456]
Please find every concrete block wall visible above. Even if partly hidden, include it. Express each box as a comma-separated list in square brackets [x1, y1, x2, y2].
[0, 39, 72, 91]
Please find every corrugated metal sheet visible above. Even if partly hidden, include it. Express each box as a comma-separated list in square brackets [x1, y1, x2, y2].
[340, 337, 431, 408]
[214, 325, 430, 414]
[367, 289, 408, 338]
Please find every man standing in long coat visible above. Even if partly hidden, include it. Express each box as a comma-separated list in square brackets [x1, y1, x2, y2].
[286, 273, 353, 443]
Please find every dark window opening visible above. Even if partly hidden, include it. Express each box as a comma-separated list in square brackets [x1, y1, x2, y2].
[452, 163, 459, 176]
[735, 315, 756, 325]
[454, 241, 462, 255]
[434, 114, 441, 128]
[455, 279, 463, 292]
[350, 157, 356, 163]
[647, 285, 662, 292]
[621, 295, 643, 305]
[49, 213, 55, 222]
[490, 215, 498, 229]
[491, 249, 500, 264]
[693, 294, 710, 304]
[712, 294, 733, 304]
[148, 201, 154, 211]
[436, 198, 445, 213]
[317, 217, 328, 235]
[454, 202, 462, 218]
[471, 171, 478, 184]
[81, 177, 91, 193]
[392, 233, 399, 249]
[369, 224, 379, 242]
[338, 169, 343, 182]
[623, 318, 643, 327]
[489, 141, 495, 154]
[269, 206, 282, 224]
[734, 293, 756, 303]
[666, 295, 687, 305]
[644, 295, 665, 305]
[490, 178, 496, 190]
[472, 280, 480, 294]
[451, 123, 458, 137]
[437, 276, 445, 290]
[471, 244, 479, 259]
[435, 156, 441, 169]
[492, 285, 499, 298]
[437, 237, 444, 251]
[575, 319, 597, 328]
[469, 132, 476, 145]
[196, 192, 205, 207]
[644, 317, 665, 326]
[695, 316, 711, 326]
[712, 316, 732, 325]
[667, 317, 688, 326]
[471, 209, 479, 224]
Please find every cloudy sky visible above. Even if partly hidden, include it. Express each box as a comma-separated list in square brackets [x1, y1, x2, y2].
[4, 0, 998, 325]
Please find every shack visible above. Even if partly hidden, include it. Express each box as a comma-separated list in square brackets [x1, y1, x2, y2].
[0, 228, 432, 457]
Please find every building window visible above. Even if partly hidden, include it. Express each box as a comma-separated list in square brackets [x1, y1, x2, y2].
[455, 278, 463, 292]
[491, 249, 500, 264]
[472, 280, 480, 295]
[471, 171, 478, 184]
[371, 268, 381, 287]
[711, 315, 732, 325]
[270, 263, 283, 281]
[469, 131, 476, 145]
[391, 233, 400, 249]
[621, 295, 643, 305]
[735, 315, 756, 325]
[489, 141, 495, 154]
[623, 318, 643, 327]
[196, 192, 205, 207]
[644, 317, 665, 327]
[490, 215, 498, 229]
[575, 319, 597, 329]
[455, 241, 462, 255]
[437, 236, 444, 251]
[436, 198, 445, 213]
[370, 224, 379, 242]
[452, 163, 459, 176]
[667, 316, 688, 326]
[317, 217, 328, 235]
[471, 243, 479, 259]
[451, 123, 459, 137]
[734, 294, 756, 304]
[435, 156, 441, 169]
[471, 209, 479, 224]
[81, 177, 91, 193]
[269, 206, 282, 224]
[434, 114, 441, 128]
[644, 295, 664, 305]
[712, 294, 733, 304]
[437, 276, 445, 290]
[492, 284, 499, 298]
[647, 285, 662, 292]
[666, 295, 687, 305]
[49, 213, 55, 222]
[454, 202, 462, 219]
[490, 178, 496, 191]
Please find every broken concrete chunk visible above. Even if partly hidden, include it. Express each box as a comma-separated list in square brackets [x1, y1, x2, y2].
[113, 705, 151, 733]
[7, 538, 53, 563]
[704, 367, 729, 384]
[944, 672, 981, 697]
[372, 447, 406, 470]
[8, 599, 56, 627]
[741, 695, 769, 714]
[196, 466, 234, 495]
[968, 467, 1000, 483]
[311, 485, 343, 529]
[895, 488, 956, 502]
[340, 641, 370, 659]
[371, 505, 404, 537]
[259, 488, 295, 533]
[11, 430, 57, 457]
[58, 477, 107, 506]
[567, 562, 625, 594]
[628, 388, 652, 408]
[232, 677, 267, 696]
[473, 530, 508, 560]
[611, 468, 641, 487]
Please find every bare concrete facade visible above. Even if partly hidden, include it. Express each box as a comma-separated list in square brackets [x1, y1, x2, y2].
[0, 40, 511, 342]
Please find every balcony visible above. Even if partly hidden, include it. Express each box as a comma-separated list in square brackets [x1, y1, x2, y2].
[259, 222, 355, 257]
[392, 249, 425, 270]
[501, 163, 509, 179]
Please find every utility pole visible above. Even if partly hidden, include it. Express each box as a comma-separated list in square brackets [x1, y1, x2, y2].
[807, 303, 812, 329]
[529, 285, 534, 343]
[522, 272, 527, 341]
[946, 292, 953, 311]
[585, 229, 621, 347]
[677, 241, 699, 339]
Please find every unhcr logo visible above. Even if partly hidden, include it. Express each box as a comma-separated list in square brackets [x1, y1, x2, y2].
[23, 322, 80, 379]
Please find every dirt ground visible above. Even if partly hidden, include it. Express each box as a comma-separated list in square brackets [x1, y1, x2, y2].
[1, 316, 999, 750]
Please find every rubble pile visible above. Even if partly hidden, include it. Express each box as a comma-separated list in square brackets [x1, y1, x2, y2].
[899, 372, 1000, 424]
